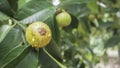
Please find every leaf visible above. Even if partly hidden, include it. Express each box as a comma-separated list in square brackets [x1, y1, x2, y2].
[87, 0, 98, 13]
[0, 0, 18, 17]
[15, 0, 53, 20]
[21, 7, 56, 24]
[105, 35, 120, 48]
[0, 12, 10, 21]
[77, 22, 87, 36]
[58, 0, 91, 17]
[7, 0, 18, 12]
[39, 48, 60, 68]
[14, 48, 38, 68]
[99, 21, 114, 28]
[0, 24, 38, 68]
[0, 26, 22, 63]
[18, 0, 29, 9]
[0, 45, 31, 68]
[59, 0, 93, 6]
[45, 39, 63, 62]
[0, 24, 15, 43]
[58, 0, 89, 16]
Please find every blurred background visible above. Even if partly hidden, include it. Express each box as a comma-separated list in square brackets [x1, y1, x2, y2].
[0, 0, 120, 68]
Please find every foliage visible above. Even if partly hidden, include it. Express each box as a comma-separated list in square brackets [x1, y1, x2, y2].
[0, 0, 120, 68]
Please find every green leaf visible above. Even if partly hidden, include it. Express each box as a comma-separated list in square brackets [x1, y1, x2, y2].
[15, 48, 38, 68]
[58, 0, 90, 17]
[0, 26, 22, 64]
[45, 39, 63, 62]
[18, 0, 29, 9]
[21, 7, 56, 24]
[7, 0, 18, 12]
[59, 0, 93, 6]
[0, 0, 18, 17]
[77, 22, 88, 36]
[105, 35, 120, 48]
[0, 24, 15, 43]
[42, 48, 67, 68]
[0, 45, 31, 68]
[87, 0, 98, 13]
[39, 49, 60, 68]
[0, 12, 10, 21]
[15, 0, 53, 20]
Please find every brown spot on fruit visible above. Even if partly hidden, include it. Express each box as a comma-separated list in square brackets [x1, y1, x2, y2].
[25, 22, 52, 48]
[38, 28, 46, 35]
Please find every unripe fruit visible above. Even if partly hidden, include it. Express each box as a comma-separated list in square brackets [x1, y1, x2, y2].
[97, 14, 103, 19]
[56, 11, 71, 27]
[88, 14, 95, 21]
[25, 22, 52, 48]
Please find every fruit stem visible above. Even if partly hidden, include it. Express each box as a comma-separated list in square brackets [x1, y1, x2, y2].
[42, 48, 67, 68]
[12, 19, 27, 31]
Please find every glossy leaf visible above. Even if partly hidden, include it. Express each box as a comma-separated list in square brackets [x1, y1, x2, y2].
[59, 0, 93, 6]
[15, 0, 53, 20]
[7, 0, 18, 12]
[18, 0, 27, 9]
[39, 48, 60, 68]
[15, 48, 38, 68]
[21, 7, 56, 24]
[0, 24, 15, 43]
[45, 39, 62, 62]
[0, 45, 31, 68]
[0, 12, 9, 21]
[0, 26, 22, 64]
[0, 0, 18, 17]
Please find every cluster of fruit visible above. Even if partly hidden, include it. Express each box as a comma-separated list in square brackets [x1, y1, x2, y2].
[25, 9, 71, 48]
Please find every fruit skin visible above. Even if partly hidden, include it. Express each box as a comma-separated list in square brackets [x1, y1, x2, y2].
[88, 14, 95, 21]
[56, 11, 71, 27]
[97, 14, 103, 20]
[25, 22, 52, 48]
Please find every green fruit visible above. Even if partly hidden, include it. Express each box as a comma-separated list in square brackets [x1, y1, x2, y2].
[56, 11, 71, 27]
[97, 14, 103, 19]
[88, 14, 95, 21]
[25, 22, 52, 48]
